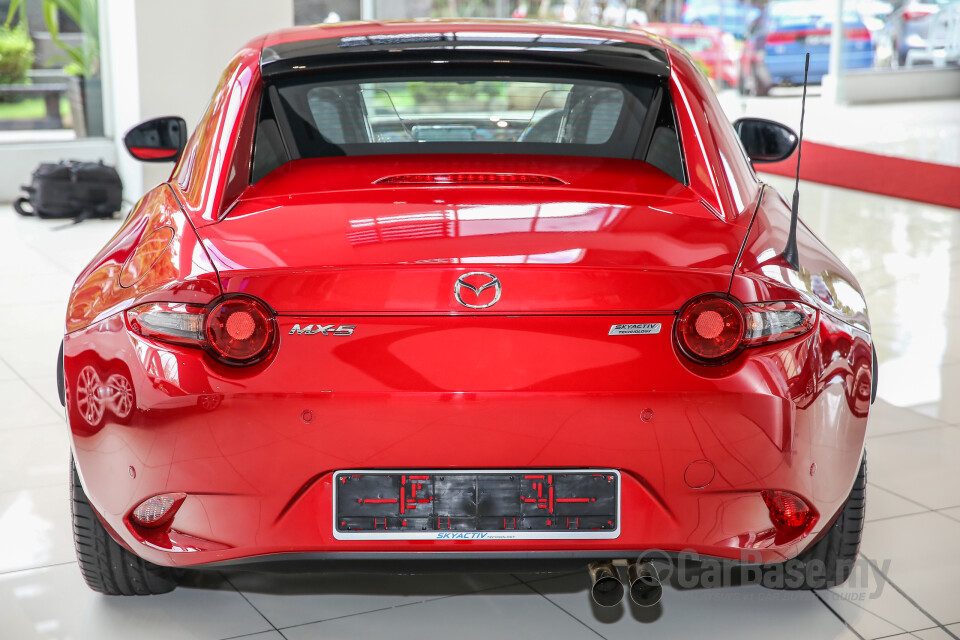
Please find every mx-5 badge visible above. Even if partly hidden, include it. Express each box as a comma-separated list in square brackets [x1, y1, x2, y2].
[289, 324, 355, 336]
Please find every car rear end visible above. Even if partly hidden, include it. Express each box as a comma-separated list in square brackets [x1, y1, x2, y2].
[764, 0, 875, 84]
[66, 26, 868, 584]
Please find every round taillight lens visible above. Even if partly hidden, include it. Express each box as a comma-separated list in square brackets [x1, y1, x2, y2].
[676, 295, 744, 362]
[204, 297, 275, 364]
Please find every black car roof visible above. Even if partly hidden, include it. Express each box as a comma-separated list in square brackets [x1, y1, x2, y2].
[260, 28, 671, 79]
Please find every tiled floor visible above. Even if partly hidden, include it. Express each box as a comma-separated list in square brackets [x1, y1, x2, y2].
[2, 173, 960, 639]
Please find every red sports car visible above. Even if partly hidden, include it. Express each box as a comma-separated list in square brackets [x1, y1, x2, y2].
[61, 20, 873, 605]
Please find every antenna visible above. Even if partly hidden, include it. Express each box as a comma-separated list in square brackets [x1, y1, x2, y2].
[782, 52, 810, 271]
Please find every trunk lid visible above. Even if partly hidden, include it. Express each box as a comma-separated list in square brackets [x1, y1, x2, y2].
[198, 155, 748, 313]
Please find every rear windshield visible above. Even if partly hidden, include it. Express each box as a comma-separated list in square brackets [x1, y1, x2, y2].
[252, 68, 685, 184]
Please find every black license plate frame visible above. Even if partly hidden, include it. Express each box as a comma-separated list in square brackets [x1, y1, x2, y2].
[333, 469, 620, 540]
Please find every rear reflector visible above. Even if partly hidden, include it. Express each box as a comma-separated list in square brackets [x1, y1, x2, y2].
[375, 173, 566, 185]
[132, 493, 186, 528]
[761, 489, 815, 530]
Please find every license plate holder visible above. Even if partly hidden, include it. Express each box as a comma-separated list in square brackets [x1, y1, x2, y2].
[333, 469, 620, 540]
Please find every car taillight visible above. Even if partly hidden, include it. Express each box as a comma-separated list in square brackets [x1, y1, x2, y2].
[126, 302, 205, 344]
[845, 27, 872, 41]
[675, 295, 818, 364]
[903, 8, 933, 21]
[205, 297, 276, 364]
[675, 295, 744, 361]
[125, 295, 276, 365]
[765, 31, 798, 45]
[742, 301, 817, 346]
[761, 489, 815, 529]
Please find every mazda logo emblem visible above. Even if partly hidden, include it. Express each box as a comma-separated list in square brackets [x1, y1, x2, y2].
[454, 272, 501, 309]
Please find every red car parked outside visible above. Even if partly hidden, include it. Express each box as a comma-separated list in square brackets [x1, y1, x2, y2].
[643, 22, 740, 88]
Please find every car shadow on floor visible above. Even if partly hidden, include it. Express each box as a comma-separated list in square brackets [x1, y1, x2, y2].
[176, 561, 777, 624]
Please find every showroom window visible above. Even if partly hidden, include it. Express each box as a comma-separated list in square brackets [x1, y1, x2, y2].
[0, 0, 103, 139]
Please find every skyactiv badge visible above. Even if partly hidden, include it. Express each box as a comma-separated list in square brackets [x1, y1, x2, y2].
[608, 323, 662, 336]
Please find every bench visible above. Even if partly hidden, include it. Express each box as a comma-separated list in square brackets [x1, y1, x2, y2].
[0, 83, 68, 130]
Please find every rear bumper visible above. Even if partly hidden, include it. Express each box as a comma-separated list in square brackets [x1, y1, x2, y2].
[64, 311, 871, 568]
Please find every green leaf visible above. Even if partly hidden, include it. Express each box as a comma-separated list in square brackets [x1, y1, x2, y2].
[41, 0, 99, 77]
[4, 0, 25, 29]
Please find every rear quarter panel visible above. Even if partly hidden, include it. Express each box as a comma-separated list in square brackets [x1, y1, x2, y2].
[731, 185, 872, 517]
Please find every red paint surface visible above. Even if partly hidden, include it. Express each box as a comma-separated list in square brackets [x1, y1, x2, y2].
[761, 141, 960, 210]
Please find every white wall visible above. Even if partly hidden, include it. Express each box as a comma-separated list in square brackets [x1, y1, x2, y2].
[102, 0, 295, 201]
[823, 68, 960, 105]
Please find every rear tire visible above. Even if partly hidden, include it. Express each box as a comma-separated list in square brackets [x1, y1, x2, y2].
[71, 457, 179, 595]
[763, 452, 866, 590]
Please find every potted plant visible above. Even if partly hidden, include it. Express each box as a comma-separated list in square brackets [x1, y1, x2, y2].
[6, 0, 101, 136]
[43, 0, 102, 136]
[0, 24, 35, 88]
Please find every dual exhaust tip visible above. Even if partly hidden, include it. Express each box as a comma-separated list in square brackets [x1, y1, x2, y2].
[588, 560, 662, 608]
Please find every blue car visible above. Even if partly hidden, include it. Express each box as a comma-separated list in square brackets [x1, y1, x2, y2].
[740, 0, 876, 94]
[682, 0, 762, 38]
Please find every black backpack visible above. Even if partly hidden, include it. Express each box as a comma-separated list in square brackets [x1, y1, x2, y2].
[14, 160, 123, 221]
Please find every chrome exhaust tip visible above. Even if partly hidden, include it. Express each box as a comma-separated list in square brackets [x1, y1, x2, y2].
[588, 561, 625, 607]
[628, 560, 663, 607]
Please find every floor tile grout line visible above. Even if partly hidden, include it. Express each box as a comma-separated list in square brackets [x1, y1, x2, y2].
[273, 600, 432, 632]
[21, 375, 67, 415]
[866, 511, 937, 525]
[219, 571, 290, 640]
[866, 424, 953, 439]
[0, 353, 65, 418]
[860, 555, 960, 640]
[218, 631, 286, 640]
[868, 483, 940, 512]
[821, 583, 922, 639]
[262, 579, 523, 631]
[810, 590, 868, 640]
[0, 560, 75, 577]
[514, 573, 609, 640]
[871, 625, 945, 640]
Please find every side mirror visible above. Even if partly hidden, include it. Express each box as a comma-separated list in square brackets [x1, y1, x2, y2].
[124, 117, 187, 163]
[733, 117, 798, 163]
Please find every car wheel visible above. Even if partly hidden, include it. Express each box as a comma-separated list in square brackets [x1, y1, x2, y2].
[71, 457, 179, 595]
[763, 452, 866, 590]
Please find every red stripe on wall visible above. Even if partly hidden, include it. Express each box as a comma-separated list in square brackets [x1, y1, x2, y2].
[760, 142, 960, 210]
